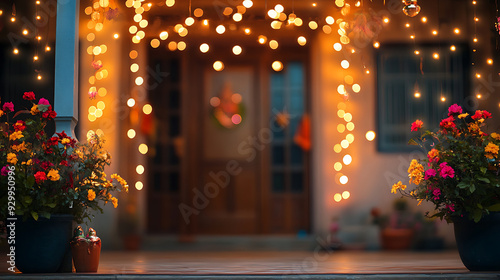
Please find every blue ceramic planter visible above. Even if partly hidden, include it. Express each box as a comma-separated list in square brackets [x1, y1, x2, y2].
[453, 212, 500, 271]
[12, 214, 74, 273]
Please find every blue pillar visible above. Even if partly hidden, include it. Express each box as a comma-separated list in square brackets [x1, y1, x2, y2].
[54, 0, 80, 138]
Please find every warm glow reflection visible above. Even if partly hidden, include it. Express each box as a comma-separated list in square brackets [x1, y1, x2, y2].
[272, 61, 283, 71]
[213, 61, 224, 71]
[135, 181, 144, 190]
[337, 124, 346, 133]
[334, 144, 342, 153]
[342, 191, 350, 199]
[127, 98, 136, 107]
[334, 193, 342, 202]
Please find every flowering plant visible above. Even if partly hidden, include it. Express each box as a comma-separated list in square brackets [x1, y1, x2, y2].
[0, 92, 128, 224]
[391, 104, 500, 223]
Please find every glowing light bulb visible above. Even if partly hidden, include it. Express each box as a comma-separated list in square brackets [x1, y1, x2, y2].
[383, 17, 389, 23]
[272, 61, 283, 71]
[414, 50, 420, 55]
[421, 17, 427, 23]
[138, 144, 148, 154]
[232, 45, 242, 55]
[136, 165, 145, 174]
[450, 45, 456, 51]
[433, 53, 439, 59]
[200, 43, 209, 53]
[343, 155, 352, 165]
[13, 48, 19, 54]
[414, 92, 421, 98]
[127, 98, 136, 107]
[365, 131, 376, 141]
[487, 59, 493, 65]
[476, 93, 482, 99]
[216, 25, 225, 34]
[342, 191, 350, 199]
[334, 193, 342, 202]
[213, 61, 224, 71]
[441, 96, 446, 102]
[136, 181, 144, 190]
[127, 129, 136, 139]
[340, 175, 348, 184]
[373, 41, 380, 48]
[454, 28, 460, 34]
[341, 60, 349, 69]
[113, 33, 119, 39]
[33, 55, 38, 61]
[432, 30, 438, 35]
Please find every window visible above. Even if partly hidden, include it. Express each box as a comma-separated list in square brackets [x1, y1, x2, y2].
[270, 62, 308, 193]
[377, 44, 470, 152]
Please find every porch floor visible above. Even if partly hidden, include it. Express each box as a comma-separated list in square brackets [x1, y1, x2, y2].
[2, 250, 500, 279]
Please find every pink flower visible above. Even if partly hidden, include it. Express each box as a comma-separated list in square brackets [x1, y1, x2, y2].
[411, 119, 423, 131]
[439, 162, 455, 178]
[23, 91, 36, 100]
[2, 102, 14, 112]
[446, 204, 455, 212]
[38, 98, 50, 106]
[448, 104, 463, 116]
[1, 166, 9, 176]
[433, 188, 441, 200]
[424, 169, 437, 180]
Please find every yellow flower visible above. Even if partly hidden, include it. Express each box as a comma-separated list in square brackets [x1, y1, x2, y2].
[111, 174, 128, 187]
[491, 133, 500, 141]
[391, 181, 407, 194]
[124, 185, 129, 193]
[468, 123, 481, 134]
[0, 110, 3, 117]
[88, 189, 96, 201]
[47, 169, 60, 181]
[111, 197, 118, 208]
[408, 159, 424, 185]
[26, 159, 32, 165]
[9, 131, 23, 141]
[417, 199, 423, 206]
[30, 104, 39, 115]
[7, 153, 18, 165]
[61, 138, 70, 144]
[458, 113, 469, 119]
[485, 143, 499, 159]
[12, 142, 27, 152]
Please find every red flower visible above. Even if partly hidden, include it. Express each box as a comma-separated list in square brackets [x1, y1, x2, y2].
[411, 119, 424, 131]
[42, 107, 57, 120]
[34, 171, 47, 184]
[13, 120, 26, 131]
[440, 116, 456, 129]
[472, 110, 483, 120]
[41, 161, 54, 170]
[60, 160, 69, 166]
[47, 137, 59, 146]
[23, 91, 36, 100]
[482, 110, 492, 119]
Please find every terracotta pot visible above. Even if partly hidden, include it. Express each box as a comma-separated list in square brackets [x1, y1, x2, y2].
[70, 239, 101, 272]
[381, 228, 414, 250]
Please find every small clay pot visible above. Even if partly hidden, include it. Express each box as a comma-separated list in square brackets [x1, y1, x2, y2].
[70, 239, 101, 272]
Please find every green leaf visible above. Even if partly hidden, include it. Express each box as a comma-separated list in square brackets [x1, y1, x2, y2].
[457, 182, 469, 189]
[469, 184, 476, 193]
[40, 212, 50, 219]
[37, 104, 50, 112]
[487, 203, 500, 212]
[27, 175, 35, 187]
[408, 139, 418, 145]
[31, 211, 39, 221]
[480, 167, 487, 175]
[478, 177, 490, 183]
[24, 196, 32, 205]
[477, 203, 484, 209]
[473, 210, 483, 223]
[46, 203, 57, 208]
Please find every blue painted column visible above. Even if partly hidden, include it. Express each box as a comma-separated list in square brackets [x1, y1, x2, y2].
[54, 0, 80, 138]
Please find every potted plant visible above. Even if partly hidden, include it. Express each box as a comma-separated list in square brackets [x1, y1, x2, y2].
[391, 104, 500, 270]
[0, 92, 128, 273]
[375, 198, 419, 250]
